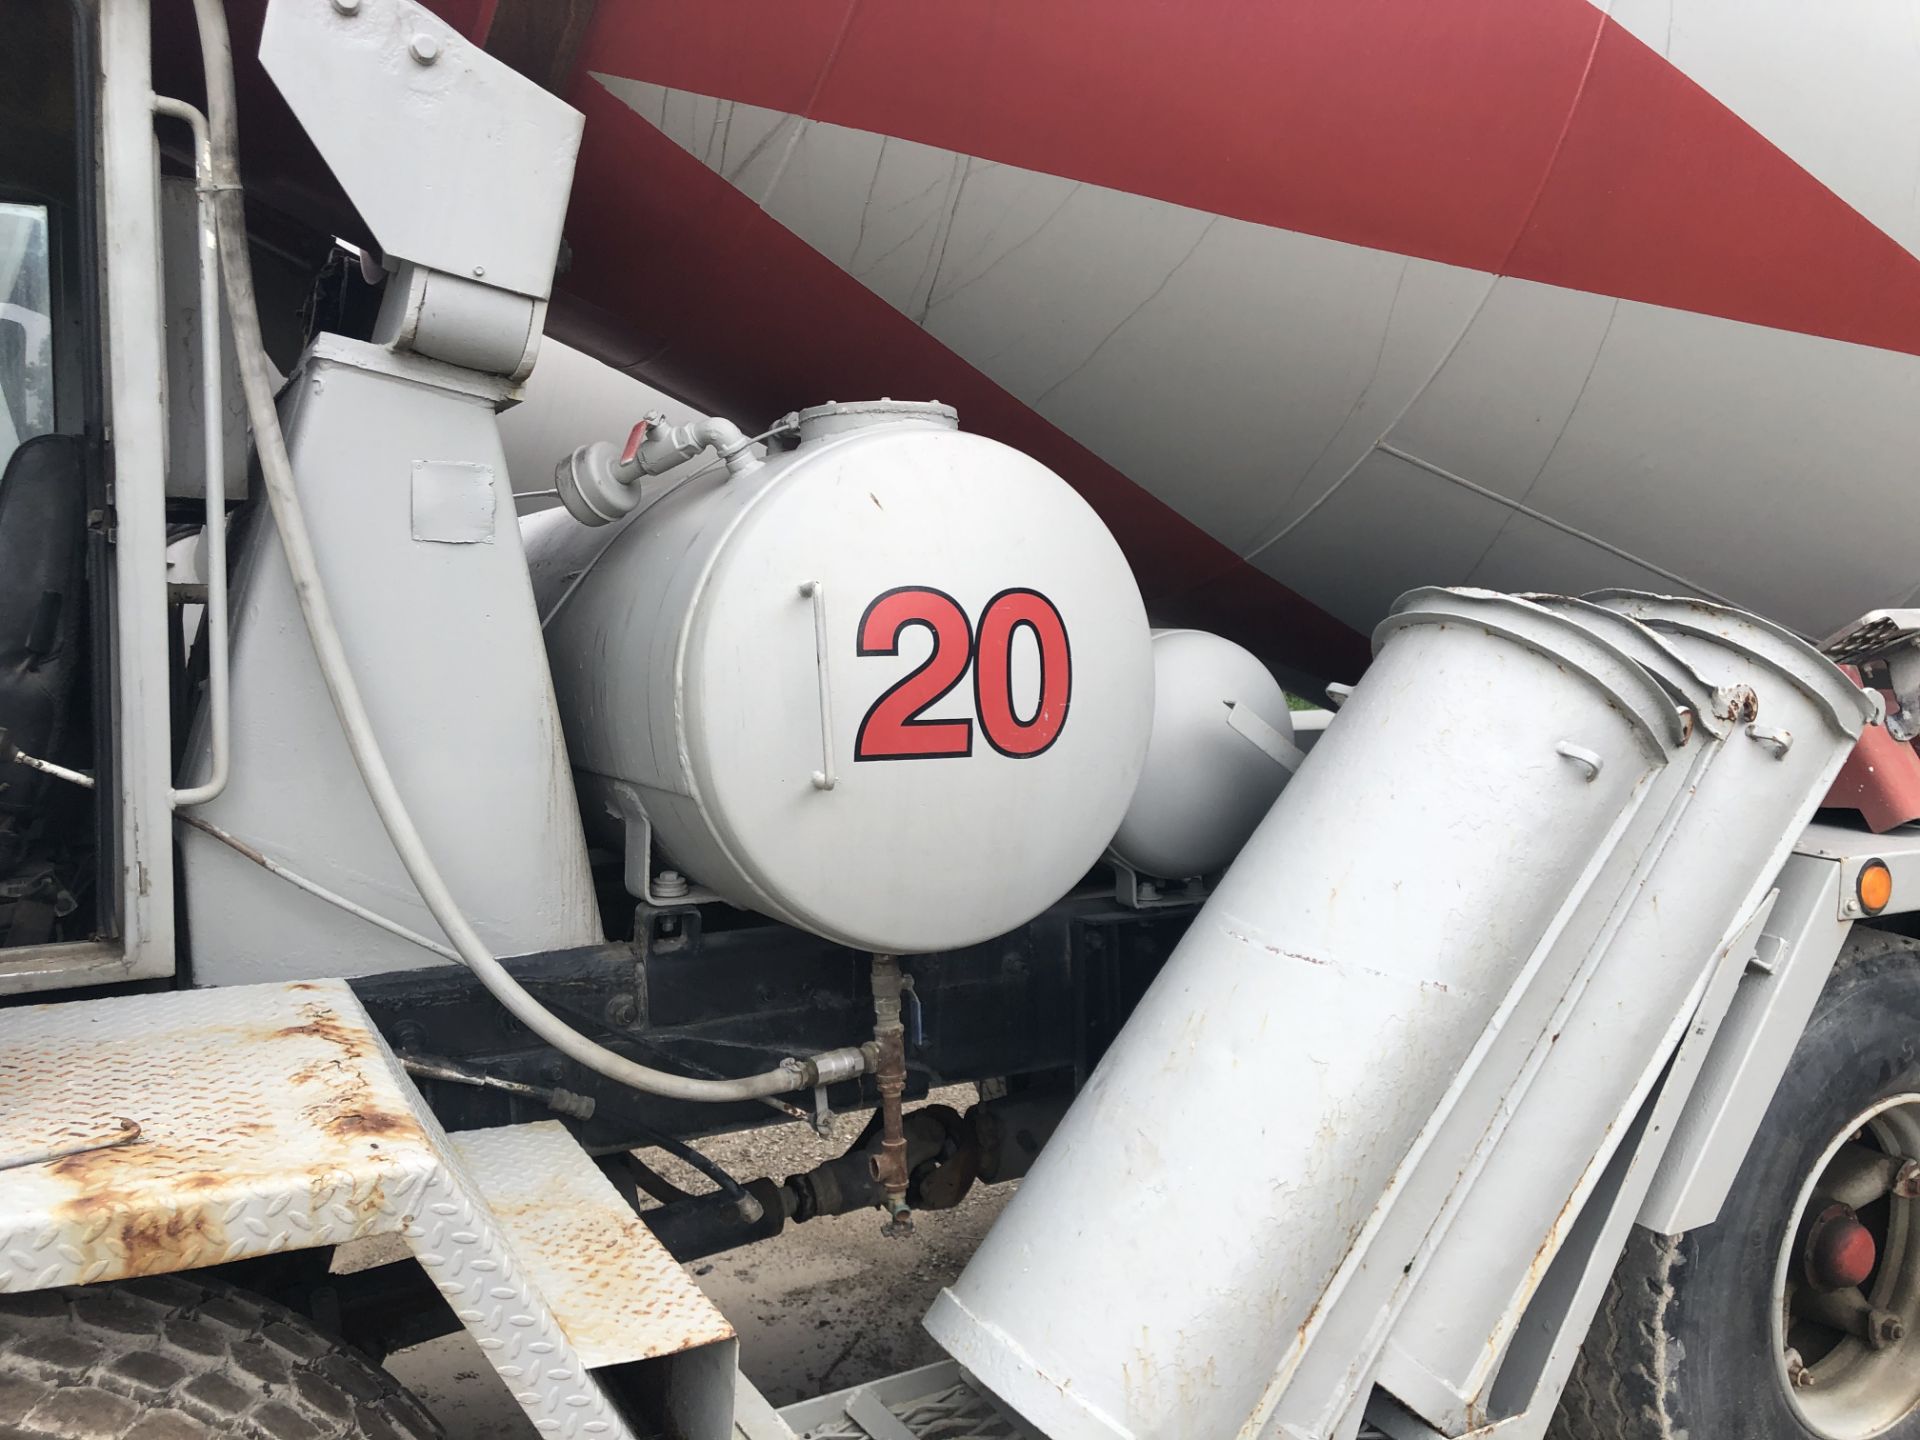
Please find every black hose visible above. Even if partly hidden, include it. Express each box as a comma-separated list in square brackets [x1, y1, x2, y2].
[618, 1153, 694, 1207]
[627, 1123, 751, 1205]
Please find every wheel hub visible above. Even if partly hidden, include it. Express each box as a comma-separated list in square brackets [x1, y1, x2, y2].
[1774, 1096, 1920, 1439]
[1808, 1205, 1880, 1292]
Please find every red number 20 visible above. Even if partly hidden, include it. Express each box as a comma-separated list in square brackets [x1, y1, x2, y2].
[853, 587, 1072, 762]
[853, 587, 975, 760]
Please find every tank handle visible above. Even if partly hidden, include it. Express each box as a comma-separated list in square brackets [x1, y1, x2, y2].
[799, 580, 838, 792]
[1225, 701, 1306, 774]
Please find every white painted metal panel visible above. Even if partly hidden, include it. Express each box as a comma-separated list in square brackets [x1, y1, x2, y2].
[1640, 850, 1852, 1234]
[1250, 447, 1518, 629]
[259, 0, 580, 300]
[96, 0, 174, 984]
[181, 337, 600, 982]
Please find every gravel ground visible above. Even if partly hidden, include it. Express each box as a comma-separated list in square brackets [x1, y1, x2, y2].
[386, 1085, 1012, 1435]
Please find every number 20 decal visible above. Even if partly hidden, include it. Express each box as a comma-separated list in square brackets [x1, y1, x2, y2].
[854, 586, 1072, 762]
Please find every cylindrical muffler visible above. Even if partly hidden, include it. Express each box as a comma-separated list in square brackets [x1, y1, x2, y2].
[1374, 594, 1875, 1431]
[925, 589, 1688, 1440]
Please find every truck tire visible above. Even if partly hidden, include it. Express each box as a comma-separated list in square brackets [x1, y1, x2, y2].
[1555, 926, 1920, 1440]
[0, 1273, 444, 1439]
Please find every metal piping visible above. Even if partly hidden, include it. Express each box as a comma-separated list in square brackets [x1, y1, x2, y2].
[399, 1053, 596, 1120]
[625, 1121, 763, 1222]
[184, 0, 867, 1106]
[179, 813, 459, 961]
[151, 94, 230, 809]
[551, 413, 783, 529]
[624, 412, 757, 478]
[4, 746, 96, 790]
[869, 954, 913, 1234]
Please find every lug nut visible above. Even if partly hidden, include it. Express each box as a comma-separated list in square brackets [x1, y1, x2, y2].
[1895, 1159, 1920, 1199]
[1872, 1310, 1907, 1349]
[408, 32, 442, 64]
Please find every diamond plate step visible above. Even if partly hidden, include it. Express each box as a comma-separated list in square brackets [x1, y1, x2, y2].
[778, 1361, 1041, 1440]
[0, 980, 740, 1440]
[451, 1121, 735, 1371]
[1822, 608, 1920, 665]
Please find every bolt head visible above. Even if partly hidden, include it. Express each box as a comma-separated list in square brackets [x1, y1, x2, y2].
[331, 0, 361, 13]
[408, 32, 442, 64]
[1874, 1311, 1907, 1348]
[1896, 1159, 1920, 1199]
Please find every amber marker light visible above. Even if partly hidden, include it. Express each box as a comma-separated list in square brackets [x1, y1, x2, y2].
[1858, 859, 1894, 916]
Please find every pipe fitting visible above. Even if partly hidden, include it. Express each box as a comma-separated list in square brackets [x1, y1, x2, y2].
[553, 412, 760, 527]
[554, 439, 641, 526]
[634, 414, 758, 478]
[869, 954, 912, 1234]
[788, 1046, 870, 1089]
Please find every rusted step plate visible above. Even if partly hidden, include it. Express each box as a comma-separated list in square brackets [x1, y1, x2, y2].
[450, 1121, 735, 1370]
[0, 979, 438, 1291]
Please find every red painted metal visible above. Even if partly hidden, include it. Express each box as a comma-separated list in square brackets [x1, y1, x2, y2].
[1807, 1208, 1878, 1292]
[1821, 677, 1920, 832]
[577, 0, 1920, 358]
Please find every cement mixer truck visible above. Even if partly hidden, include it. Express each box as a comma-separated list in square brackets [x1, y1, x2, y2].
[9, 3, 1920, 1439]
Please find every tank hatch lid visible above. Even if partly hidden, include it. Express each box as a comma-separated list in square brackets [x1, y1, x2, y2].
[796, 398, 958, 444]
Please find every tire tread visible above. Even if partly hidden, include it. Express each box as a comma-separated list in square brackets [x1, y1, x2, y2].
[0, 1276, 442, 1439]
[1552, 1228, 1687, 1440]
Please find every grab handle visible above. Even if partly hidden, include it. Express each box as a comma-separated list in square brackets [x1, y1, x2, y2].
[800, 581, 838, 791]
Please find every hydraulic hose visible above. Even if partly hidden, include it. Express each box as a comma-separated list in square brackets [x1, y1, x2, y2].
[626, 1122, 760, 1217]
[185, 0, 861, 1105]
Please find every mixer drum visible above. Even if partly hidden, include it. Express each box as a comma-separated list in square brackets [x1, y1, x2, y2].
[532, 400, 1154, 954]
